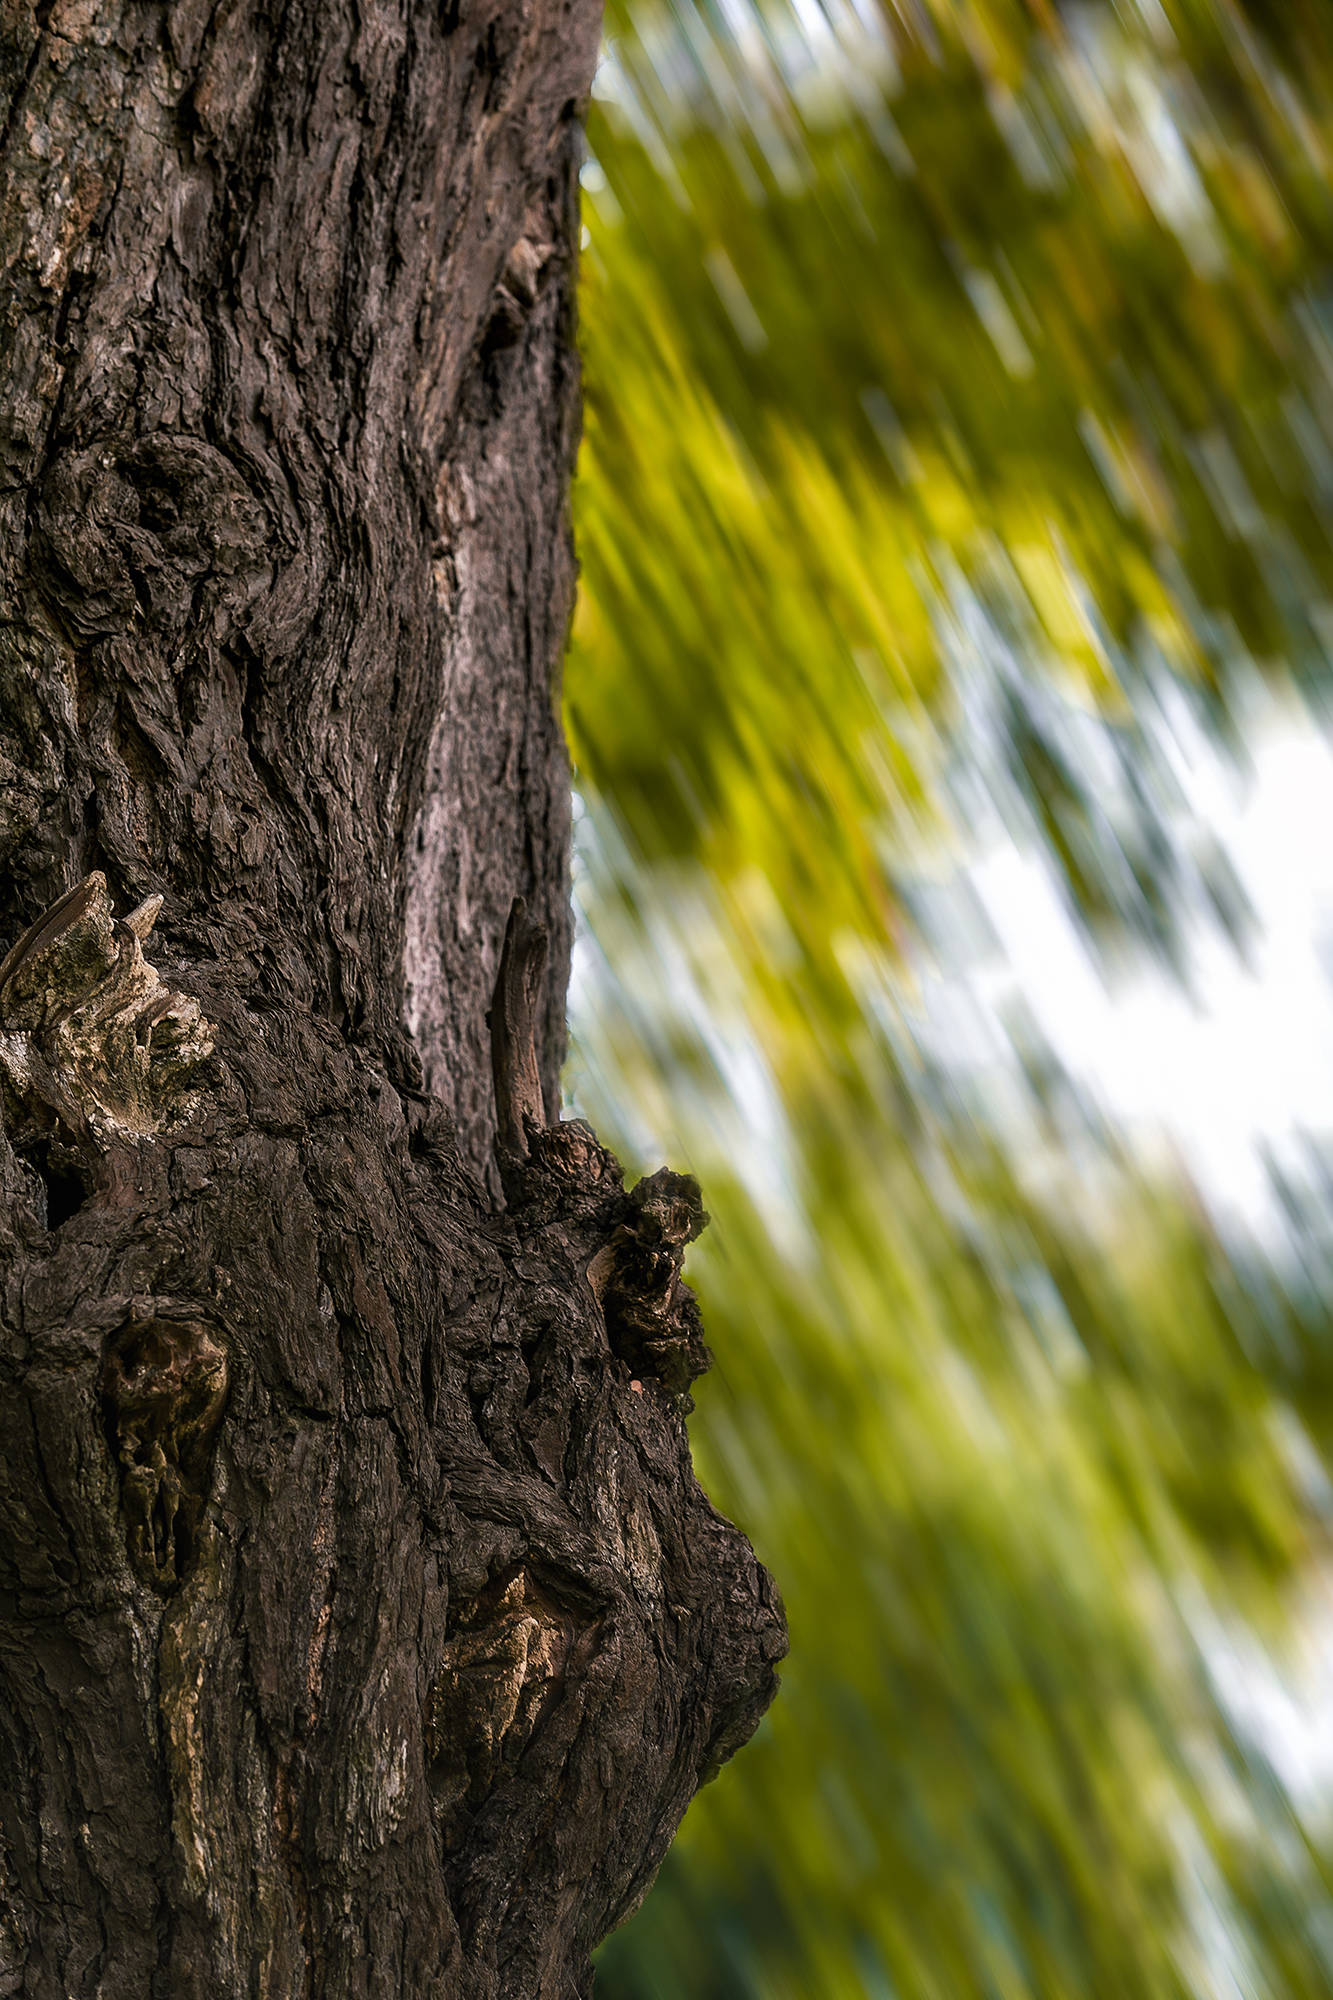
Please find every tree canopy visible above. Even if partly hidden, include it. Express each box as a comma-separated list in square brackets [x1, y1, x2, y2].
[568, 2, 1333, 1993]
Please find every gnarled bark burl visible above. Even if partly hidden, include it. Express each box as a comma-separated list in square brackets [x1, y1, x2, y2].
[0, 5, 784, 1994]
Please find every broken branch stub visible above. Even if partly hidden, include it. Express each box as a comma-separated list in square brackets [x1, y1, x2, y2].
[0, 872, 213, 1147]
[597, 1168, 711, 1395]
[489, 899, 715, 1399]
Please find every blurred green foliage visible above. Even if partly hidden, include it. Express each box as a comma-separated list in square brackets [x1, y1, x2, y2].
[566, 2, 1333, 1994]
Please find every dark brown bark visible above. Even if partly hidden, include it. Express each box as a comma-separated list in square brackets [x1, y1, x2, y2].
[0, 6, 785, 1996]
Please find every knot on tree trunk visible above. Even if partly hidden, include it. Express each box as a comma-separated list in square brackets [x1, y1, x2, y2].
[101, 1314, 229, 1589]
[427, 1566, 590, 1849]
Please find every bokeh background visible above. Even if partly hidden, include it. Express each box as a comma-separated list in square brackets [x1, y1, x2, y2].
[564, 3, 1333, 1993]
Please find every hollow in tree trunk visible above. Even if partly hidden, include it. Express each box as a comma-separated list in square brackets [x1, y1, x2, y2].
[0, 4, 785, 1994]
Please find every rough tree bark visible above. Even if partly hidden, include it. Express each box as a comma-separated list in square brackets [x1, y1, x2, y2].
[0, 5, 785, 1995]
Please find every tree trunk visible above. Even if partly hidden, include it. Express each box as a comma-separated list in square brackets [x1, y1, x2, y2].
[0, 6, 785, 1995]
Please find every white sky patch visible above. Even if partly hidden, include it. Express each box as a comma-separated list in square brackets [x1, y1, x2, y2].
[907, 691, 1333, 1235]
[1179, 1562, 1333, 1822]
